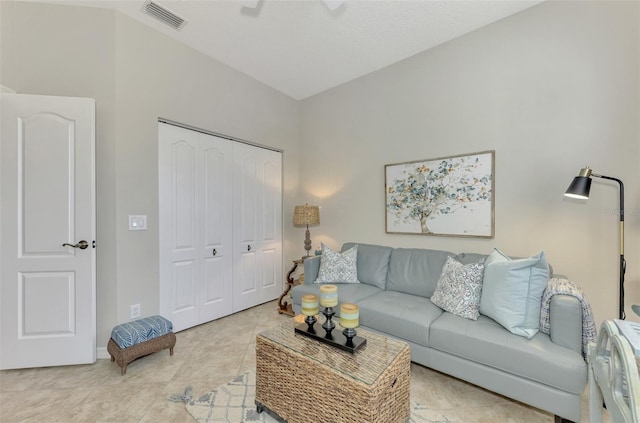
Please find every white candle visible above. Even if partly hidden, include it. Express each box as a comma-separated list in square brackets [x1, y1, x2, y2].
[301, 294, 319, 316]
[340, 303, 359, 329]
[319, 284, 338, 307]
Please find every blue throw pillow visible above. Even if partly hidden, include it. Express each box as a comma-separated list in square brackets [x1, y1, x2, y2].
[479, 249, 549, 339]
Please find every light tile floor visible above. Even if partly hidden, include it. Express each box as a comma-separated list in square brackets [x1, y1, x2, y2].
[0, 301, 610, 422]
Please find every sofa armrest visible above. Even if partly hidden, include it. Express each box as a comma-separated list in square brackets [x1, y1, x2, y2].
[303, 256, 321, 284]
[549, 294, 582, 354]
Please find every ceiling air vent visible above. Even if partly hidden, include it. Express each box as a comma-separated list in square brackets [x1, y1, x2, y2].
[143, 1, 188, 31]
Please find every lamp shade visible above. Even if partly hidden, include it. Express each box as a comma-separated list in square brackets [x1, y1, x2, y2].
[564, 167, 593, 199]
[293, 204, 320, 226]
[565, 176, 592, 199]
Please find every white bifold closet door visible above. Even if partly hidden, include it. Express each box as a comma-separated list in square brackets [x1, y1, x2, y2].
[159, 123, 282, 332]
[232, 142, 282, 312]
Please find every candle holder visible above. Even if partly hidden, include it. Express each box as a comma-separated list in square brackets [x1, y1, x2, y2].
[301, 293, 319, 334]
[322, 306, 335, 337]
[295, 299, 365, 354]
[294, 321, 366, 353]
[304, 315, 317, 333]
[343, 327, 357, 347]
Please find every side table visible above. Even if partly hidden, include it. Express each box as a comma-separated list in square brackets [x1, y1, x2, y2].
[277, 258, 305, 316]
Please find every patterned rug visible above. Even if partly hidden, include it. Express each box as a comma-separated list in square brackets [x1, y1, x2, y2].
[169, 371, 455, 423]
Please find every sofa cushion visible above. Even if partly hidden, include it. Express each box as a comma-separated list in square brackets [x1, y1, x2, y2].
[357, 291, 443, 348]
[342, 242, 392, 290]
[110, 315, 173, 349]
[457, 251, 554, 276]
[315, 244, 359, 284]
[479, 249, 549, 339]
[455, 252, 488, 265]
[386, 248, 454, 297]
[431, 256, 485, 320]
[430, 312, 587, 394]
[291, 283, 381, 311]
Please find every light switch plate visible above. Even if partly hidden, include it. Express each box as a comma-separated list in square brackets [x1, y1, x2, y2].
[128, 215, 147, 230]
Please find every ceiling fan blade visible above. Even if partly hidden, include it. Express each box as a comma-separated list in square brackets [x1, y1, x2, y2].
[239, 0, 261, 8]
[323, 0, 345, 12]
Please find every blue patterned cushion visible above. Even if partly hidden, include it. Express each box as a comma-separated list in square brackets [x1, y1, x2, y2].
[111, 315, 173, 349]
[315, 243, 360, 284]
[431, 256, 485, 320]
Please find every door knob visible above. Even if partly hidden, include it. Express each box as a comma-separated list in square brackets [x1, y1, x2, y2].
[62, 240, 89, 249]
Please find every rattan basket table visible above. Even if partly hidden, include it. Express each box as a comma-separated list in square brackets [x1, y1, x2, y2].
[256, 320, 410, 423]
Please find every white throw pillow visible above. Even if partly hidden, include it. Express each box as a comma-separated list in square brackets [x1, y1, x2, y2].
[431, 256, 485, 320]
[315, 244, 359, 284]
[479, 249, 549, 339]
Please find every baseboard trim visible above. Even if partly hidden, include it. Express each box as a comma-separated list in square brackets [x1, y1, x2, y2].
[96, 346, 110, 360]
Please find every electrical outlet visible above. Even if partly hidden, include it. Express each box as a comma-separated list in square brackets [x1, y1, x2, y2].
[130, 304, 141, 319]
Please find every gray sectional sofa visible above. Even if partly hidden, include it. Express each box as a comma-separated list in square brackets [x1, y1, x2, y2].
[291, 242, 587, 422]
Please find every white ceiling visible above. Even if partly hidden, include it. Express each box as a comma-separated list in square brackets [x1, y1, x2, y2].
[37, 0, 544, 100]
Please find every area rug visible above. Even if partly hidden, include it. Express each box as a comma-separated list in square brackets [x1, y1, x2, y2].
[169, 371, 455, 423]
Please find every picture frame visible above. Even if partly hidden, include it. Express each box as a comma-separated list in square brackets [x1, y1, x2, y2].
[385, 150, 495, 238]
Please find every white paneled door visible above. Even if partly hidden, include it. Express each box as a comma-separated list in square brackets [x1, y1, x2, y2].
[159, 123, 234, 332]
[232, 143, 282, 312]
[0, 93, 96, 369]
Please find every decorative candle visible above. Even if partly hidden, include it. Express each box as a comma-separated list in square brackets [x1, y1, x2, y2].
[301, 294, 319, 316]
[340, 303, 359, 329]
[319, 284, 338, 307]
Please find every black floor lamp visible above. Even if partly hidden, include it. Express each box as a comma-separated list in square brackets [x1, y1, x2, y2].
[565, 166, 626, 320]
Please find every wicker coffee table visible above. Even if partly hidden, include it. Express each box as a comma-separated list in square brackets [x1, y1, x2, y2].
[256, 320, 410, 423]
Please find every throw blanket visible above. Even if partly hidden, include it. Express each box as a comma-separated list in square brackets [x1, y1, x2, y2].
[539, 277, 597, 359]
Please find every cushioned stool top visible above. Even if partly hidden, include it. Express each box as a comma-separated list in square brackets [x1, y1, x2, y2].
[111, 315, 173, 349]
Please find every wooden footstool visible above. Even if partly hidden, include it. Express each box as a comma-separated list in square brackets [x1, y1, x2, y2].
[107, 315, 176, 375]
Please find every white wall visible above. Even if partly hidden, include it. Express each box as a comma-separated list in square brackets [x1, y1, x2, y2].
[299, 0, 640, 326]
[1, 1, 300, 347]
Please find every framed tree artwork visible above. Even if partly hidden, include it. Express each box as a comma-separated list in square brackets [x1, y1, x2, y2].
[385, 150, 495, 238]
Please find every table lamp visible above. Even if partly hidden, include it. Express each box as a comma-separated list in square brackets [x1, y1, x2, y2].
[293, 203, 320, 257]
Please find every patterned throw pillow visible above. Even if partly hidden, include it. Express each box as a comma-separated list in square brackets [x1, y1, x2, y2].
[315, 244, 360, 284]
[431, 256, 485, 320]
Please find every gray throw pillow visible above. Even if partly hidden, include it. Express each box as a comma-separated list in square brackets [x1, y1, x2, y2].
[431, 256, 485, 320]
[315, 244, 360, 284]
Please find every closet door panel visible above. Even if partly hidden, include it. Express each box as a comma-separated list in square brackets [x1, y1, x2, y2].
[262, 158, 278, 242]
[199, 135, 233, 322]
[172, 260, 196, 312]
[259, 150, 282, 303]
[159, 125, 201, 331]
[173, 142, 197, 251]
[238, 154, 257, 249]
[261, 247, 277, 290]
[237, 251, 258, 293]
[202, 256, 226, 311]
[233, 144, 260, 311]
